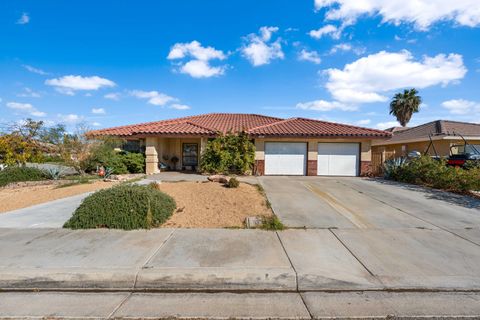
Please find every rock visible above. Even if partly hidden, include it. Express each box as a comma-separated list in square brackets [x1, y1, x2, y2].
[207, 175, 230, 183]
[245, 216, 263, 229]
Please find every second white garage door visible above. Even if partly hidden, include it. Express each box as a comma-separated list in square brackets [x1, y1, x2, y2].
[265, 142, 307, 175]
[317, 143, 359, 176]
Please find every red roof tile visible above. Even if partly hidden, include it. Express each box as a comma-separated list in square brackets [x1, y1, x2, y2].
[249, 117, 391, 138]
[88, 113, 282, 137]
[88, 113, 390, 138]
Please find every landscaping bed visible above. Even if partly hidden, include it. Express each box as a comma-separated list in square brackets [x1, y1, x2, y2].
[158, 181, 273, 228]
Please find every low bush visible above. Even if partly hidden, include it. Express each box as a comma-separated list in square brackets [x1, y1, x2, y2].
[260, 216, 285, 231]
[83, 141, 145, 175]
[385, 156, 480, 192]
[0, 166, 48, 187]
[120, 152, 145, 173]
[226, 177, 240, 188]
[63, 184, 176, 230]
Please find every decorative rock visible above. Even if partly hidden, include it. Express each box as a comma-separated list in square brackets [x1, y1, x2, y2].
[245, 216, 263, 229]
[207, 175, 230, 183]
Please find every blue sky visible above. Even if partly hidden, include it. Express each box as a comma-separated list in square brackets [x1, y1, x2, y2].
[1, 0, 480, 131]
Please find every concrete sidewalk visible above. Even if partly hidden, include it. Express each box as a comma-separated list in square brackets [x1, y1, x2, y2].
[1, 227, 480, 291]
[0, 193, 91, 228]
[1, 291, 480, 319]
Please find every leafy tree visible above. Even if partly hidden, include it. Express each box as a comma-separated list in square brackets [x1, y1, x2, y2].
[39, 124, 67, 145]
[59, 127, 92, 174]
[389, 88, 422, 127]
[200, 131, 255, 174]
[0, 134, 34, 166]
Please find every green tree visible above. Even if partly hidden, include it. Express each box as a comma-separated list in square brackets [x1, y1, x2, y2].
[389, 88, 422, 127]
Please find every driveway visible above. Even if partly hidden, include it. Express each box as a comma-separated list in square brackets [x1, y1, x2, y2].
[259, 176, 480, 231]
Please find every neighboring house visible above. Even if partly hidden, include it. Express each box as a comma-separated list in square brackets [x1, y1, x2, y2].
[372, 120, 480, 157]
[89, 113, 390, 176]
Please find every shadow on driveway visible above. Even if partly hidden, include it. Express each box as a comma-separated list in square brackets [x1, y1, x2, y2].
[366, 178, 480, 210]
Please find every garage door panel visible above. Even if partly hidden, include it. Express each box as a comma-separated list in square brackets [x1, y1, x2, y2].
[265, 142, 306, 175]
[317, 143, 359, 176]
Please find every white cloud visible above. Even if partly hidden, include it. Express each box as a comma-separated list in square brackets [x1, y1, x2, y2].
[170, 104, 191, 110]
[180, 60, 226, 78]
[130, 90, 177, 106]
[309, 24, 341, 39]
[324, 50, 467, 104]
[104, 92, 121, 100]
[242, 26, 284, 66]
[259, 26, 279, 41]
[329, 43, 365, 55]
[314, 0, 480, 30]
[22, 64, 49, 75]
[17, 88, 41, 98]
[356, 119, 371, 126]
[296, 99, 357, 111]
[442, 99, 480, 115]
[45, 75, 116, 95]
[298, 49, 321, 64]
[167, 40, 226, 78]
[376, 121, 401, 129]
[57, 114, 83, 124]
[16, 13, 30, 25]
[6, 102, 46, 117]
[130, 90, 191, 110]
[92, 122, 101, 127]
[91, 108, 106, 114]
[167, 40, 226, 61]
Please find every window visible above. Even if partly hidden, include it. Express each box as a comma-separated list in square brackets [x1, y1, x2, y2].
[182, 143, 198, 166]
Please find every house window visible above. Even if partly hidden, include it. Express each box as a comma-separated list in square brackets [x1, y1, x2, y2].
[182, 143, 198, 167]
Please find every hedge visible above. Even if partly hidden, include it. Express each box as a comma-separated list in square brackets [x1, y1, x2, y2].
[63, 184, 176, 229]
[0, 166, 48, 187]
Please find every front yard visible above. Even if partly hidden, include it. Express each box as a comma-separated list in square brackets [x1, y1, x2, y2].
[0, 179, 121, 213]
[158, 181, 273, 228]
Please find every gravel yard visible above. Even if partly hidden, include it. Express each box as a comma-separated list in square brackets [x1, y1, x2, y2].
[158, 181, 273, 228]
[0, 180, 120, 213]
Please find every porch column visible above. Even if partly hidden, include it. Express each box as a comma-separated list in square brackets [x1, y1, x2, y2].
[145, 137, 159, 174]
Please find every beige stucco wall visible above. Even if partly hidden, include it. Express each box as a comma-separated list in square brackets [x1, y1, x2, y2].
[254, 137, 373, 162]
[144, 136, 205, 173]
[372, 139, 480, 157]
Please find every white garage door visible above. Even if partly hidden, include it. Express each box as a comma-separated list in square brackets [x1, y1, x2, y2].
[317, 143, 359, 176]
[265, 142, 307, 175]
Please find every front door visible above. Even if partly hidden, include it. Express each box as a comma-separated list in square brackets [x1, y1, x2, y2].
[182, 143, 198, 170]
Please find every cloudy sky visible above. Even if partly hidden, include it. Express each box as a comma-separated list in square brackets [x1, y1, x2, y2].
[1, 1, 480, 130]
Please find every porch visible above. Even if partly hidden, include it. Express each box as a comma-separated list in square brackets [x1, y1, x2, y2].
[144, 136, 208, 174]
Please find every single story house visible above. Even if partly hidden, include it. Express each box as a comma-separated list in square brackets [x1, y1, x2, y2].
[372, 120, 480, 157]
[89, 113, 391, 176]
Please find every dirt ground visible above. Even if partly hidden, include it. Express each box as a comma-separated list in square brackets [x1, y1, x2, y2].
[0, 180, 120, 213]
[159, 181, 273, 228]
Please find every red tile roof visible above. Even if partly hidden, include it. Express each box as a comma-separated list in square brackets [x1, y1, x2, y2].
[88, 113, 391, 138]
[88, 113, 281, 137]
[249, 117, 391, 138]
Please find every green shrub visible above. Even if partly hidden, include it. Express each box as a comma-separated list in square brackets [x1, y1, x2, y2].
[121, 152, 145, 173]
[82, 139, 145, 174]
[63, 184, 176, 230]
[0, 166, 48, 187]
[227, 177, 240, 188]
[260, 216, 285, 231]
[200, 132, 255, 175]
[386, 156, 480, 192]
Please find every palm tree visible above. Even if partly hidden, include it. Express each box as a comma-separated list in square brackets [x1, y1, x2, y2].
[389, 88, 422, 127]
